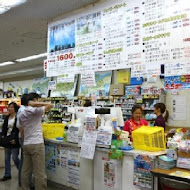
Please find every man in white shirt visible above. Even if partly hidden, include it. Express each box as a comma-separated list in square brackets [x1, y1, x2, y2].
[19, 93, 53, 190]
[17, 94, 34, 189]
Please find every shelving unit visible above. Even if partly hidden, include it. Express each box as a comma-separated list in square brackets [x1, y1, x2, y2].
[42, 97, 72, 123]
[114, 93, 165, 122]
[0, 98, 20, 115]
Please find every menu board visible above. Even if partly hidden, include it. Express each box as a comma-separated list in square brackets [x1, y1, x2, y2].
[47, 0, 190, 77]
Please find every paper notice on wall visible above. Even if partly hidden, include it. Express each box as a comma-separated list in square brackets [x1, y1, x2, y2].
[48, 81, 56, 90]
[102, 157, 121, 189]
[81, 72, 96, 87]
[45, 144, 56, 173]
[57, 74, 75, 83]
[173, 96, 187, 121]
[80, 130, 97, 160]
[57, 145, 68, 168]
[67, 149, 80, 189]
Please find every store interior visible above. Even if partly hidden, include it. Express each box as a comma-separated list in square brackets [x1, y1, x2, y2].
[0, 0, 190, 190]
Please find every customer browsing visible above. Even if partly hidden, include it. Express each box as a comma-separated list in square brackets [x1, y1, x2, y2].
[19, 93, 53, 190]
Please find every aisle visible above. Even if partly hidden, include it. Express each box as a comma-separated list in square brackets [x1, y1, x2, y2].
[0, 166, 72, 190]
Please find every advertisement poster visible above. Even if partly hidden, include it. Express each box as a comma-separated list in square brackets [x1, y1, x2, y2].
[45, 144, 56, 172]
[164, 75, 190, 90]
[67, 149, 80, 189]
[81, 72, 96, 87]
[47, 19, 76, 76]
[96, 129, 112, 146]
[57, 73, 75, 83]
[102, 157, 118, 188]
[102, 3, 128, 70]
[48, 81, 56, 90]
[51, 75, 78, 97]
[79, 71, 112, 97]
[80, 130, 98, 160]
[76, 12, 103, 72]
[32, 77, 49, 97]
[165, 62, 190, 77]
[117, 70, 130, 84]
[133, 155, 153, 189]
[57, 145, 68, 168]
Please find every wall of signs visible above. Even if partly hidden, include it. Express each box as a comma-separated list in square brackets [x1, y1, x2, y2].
[47, 0, 190, 78]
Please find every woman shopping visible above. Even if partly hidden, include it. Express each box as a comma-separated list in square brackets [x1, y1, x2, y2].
[123, 105, 148, 137]
[0, 102, 20, 181]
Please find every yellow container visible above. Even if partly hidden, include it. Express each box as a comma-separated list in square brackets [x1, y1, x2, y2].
[42, 123, 65, 139]
[132, 126, 166, 152]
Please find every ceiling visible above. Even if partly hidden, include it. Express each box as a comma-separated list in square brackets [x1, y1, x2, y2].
[0, 0, 99, 82]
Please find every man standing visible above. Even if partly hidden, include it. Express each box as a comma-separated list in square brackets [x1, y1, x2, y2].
[17, 94, 34, 189]
[19, 93, 53, 190]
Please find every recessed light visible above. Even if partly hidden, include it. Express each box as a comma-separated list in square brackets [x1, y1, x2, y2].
[0, 61, 15, 66]
[16, 53, 47, 62]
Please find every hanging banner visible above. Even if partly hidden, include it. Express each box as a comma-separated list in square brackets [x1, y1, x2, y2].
[47, 19, 76, 76]
[81, 72, 96, 87]
[164, 75, 190, 90]
[57, 74, 75, 83]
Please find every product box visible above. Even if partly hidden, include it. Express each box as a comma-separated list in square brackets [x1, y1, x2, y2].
[141, 87, 153, 95]
[110, 84, 124, 96]
[177, 157, 190, 169]
[178, 150, 190, 158]
[125, 85, 141, 95]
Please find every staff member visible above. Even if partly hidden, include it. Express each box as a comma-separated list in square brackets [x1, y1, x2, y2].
[154, 103, 169, 130]
[123, 105, 148, 137]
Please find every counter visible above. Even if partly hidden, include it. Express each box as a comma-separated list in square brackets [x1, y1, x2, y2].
[45, 138, 166, 190]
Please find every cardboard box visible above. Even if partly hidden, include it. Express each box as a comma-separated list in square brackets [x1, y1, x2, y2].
[110, 84, 124, 96]
[177, 157, 190, 169]
[178, 150, 190, 158]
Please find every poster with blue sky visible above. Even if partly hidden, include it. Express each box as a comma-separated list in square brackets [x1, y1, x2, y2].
[48, 20, 75, 53]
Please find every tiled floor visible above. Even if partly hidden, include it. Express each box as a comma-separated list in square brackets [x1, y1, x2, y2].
[0, 166, 72, 190]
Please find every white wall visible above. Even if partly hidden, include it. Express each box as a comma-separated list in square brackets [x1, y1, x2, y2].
[3, 79, 33, 92]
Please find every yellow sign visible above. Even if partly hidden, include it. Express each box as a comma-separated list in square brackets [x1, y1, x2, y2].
[117, 70, 130, 84]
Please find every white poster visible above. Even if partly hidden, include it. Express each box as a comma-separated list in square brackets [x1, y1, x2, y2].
[47, 19, 76, 76]
[165, 62, 190, 77]
[102, 157, 120, 189]
[80, 130, 98, 160]
[57, 145, 68, 168]
[67, 149, 80, 189]
[76, 12, 103, 72]
[102, 2, 127, 70]
[81, 72, 96, 87]
[173, 96, 187, 121]
[57, 73, 75, 83]
[48, 81, 56, 90]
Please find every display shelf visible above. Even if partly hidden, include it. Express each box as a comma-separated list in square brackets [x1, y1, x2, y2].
[114, 92, 165, 121]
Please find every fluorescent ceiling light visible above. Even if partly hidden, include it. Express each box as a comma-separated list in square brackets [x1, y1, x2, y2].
[0, 61, 15, 67]
[0, 0, 26, 15]
[16, 53, 47, 62]
[0, 66, 43, 76]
